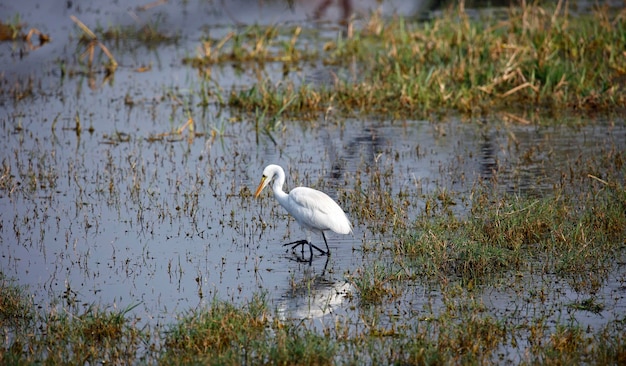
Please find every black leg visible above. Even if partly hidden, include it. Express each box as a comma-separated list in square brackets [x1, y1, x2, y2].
[309, 242, 327, 255]
[321, 232, 330, 256]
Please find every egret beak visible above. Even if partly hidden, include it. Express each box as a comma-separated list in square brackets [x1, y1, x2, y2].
[254, 176, 268, 198]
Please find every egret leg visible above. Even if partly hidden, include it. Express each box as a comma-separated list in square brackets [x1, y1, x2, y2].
[321, 232, 330, 256]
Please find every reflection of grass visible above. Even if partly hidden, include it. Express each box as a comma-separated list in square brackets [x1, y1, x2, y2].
[69, 14, 177, 75]
[147, 117, 201, 143]
[0, 15, 50, 48]
[184, 25, 311, 67]
[187, 3, 626, 119]
[100, 17, 179, 49]
[71, 15, 118, 71]
[568, 297, 605, 314]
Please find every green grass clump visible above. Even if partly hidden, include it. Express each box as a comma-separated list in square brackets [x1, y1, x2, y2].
[394, 180, 626, 287]
[268, 327, 336, 365]
[525, 323, 624, 364]
[161, 293, 337, 365]
[0, 277, 33, 323]
[1, 299, 146, 365]
[410, 310, 505, 364]
[38, 305, 144, 364]
[195, 4, 626, 120]
[162, 295, 270, 362]
[349, 262, 404, 305]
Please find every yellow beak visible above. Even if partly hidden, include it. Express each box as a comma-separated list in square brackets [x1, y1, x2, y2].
[254, 176, 268, 198]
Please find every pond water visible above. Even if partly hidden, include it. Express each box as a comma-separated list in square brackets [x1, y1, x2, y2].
[1, 0, 625, 354]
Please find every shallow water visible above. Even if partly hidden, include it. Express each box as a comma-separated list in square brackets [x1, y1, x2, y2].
[1, 0, 625, 360]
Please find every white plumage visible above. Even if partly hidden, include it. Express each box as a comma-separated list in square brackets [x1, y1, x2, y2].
[254, 164, 351, 257]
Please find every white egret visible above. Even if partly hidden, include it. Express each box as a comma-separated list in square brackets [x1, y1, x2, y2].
[254, 164, 352, 259]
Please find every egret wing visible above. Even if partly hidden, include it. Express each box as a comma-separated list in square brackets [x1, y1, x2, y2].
[288, 187, 352, 234]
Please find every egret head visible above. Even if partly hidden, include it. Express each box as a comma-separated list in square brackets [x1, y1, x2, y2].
[254, 165, 284, 198]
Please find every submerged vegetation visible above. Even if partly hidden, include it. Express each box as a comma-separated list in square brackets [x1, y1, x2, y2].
[2, 171, 625, 363]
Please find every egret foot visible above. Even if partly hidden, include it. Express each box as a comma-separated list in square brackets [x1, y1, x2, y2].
[283, 240, 327, 256]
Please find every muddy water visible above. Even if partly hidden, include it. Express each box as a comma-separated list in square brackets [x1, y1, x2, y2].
[1, 0, 625, 345]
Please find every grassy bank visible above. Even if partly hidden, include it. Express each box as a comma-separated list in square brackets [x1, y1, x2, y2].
[184, 3, 626, 119]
